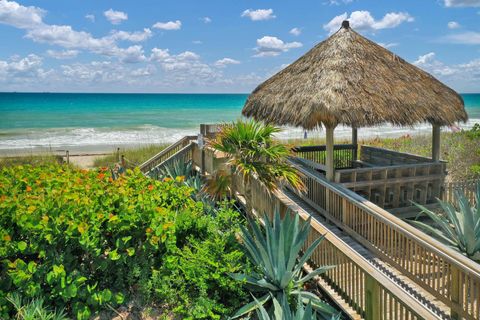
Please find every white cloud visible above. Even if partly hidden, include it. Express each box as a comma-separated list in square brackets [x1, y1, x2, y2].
[214, 58, 240, 67]
[327, 0, 354, 5]
[46, 49, 79, 59]
[109, 28, 152, 42]
[289, 27, 301, 36]
[85, 14, 95, 22]
[0, 0, 44, 29]
[378, 42, 399, 49]
[254, 36, 302, 57]
[26, 24, 115, 53]
[61, 61, 118, 82]
[192, 40, 202, 44]
[201, 17, 211, 23]
[413, 52, 480, 92]
[241, 9, 276, 21]
[324, 11, 414, 34]
[131, 65, 156, 77]
[104, 9, 128, 25]
[448, 21, 461, 29]
[113, 45, 147, 63]
[153, 20, 182, 30]
[444, 31, 480, 44]
[0, 54, 51, 81]
[444, 0, 480, 7]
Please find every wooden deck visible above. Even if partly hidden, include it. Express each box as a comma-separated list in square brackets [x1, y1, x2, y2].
[293, 144, 447, 211]
[140, 134, 480, 320]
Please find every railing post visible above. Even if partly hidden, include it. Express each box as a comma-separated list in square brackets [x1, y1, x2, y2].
[451, 265, 460, 320]
[365, 274, 381, 320]
[66, 150, 69, 164]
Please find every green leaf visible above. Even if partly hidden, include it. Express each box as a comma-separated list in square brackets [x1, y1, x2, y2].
[17, 241, 27, 251]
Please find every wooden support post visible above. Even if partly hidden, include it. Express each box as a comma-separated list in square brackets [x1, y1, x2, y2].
[325, 124, 336, 181]
[352, 127, 358, 161]
[432, 124, 441, 162]
[365, 274, 381, 320]
[66, 150, 69, 164]
[117, 147, 120, 162]
[451, 265, 460, 320]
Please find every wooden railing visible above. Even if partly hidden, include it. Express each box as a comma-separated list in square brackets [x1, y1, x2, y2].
[361, 146, 436, 165]
[139, 136, 196, 174]
[292, 144, 357, 170]
[289, 160, 480, 319]
[335, 162, 446, 208]
[444, 179, 479, 205]
[146, 143, 194, 179]
[241, 175, 439, 320]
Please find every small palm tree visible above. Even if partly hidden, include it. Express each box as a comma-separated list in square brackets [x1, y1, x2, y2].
[208, 119, 304, 213]
[409, 183, 480, 262]
[230, 211, 337, 319]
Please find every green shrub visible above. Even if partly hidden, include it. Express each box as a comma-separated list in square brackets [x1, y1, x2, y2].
[0, 164, 248, 319]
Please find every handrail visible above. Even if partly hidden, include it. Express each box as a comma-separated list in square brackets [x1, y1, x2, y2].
[290, 159, 480, 319]
[361, 145, 440, 163]
[139, 135, 196, 173]
[337, 161, 444, 174]
[145, 142, 194, 179]
[241, 174, 441, 319]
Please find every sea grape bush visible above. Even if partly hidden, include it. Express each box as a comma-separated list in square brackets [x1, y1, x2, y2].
[0, 164, 248, 319]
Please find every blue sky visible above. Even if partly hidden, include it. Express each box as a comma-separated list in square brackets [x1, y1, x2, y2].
[0, 0, 479, 93]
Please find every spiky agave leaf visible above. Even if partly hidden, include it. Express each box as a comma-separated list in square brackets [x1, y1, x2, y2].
[409, 182, 480, 261]
[230, 211, 336, 319]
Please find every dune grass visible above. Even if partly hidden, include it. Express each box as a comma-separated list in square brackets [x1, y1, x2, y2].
[93, 144, 167, 169]
[0, 154, 63, 169]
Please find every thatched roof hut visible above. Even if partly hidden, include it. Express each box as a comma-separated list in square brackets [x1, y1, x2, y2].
[242, 21, 467, 129]
[242, 21, 468, 180]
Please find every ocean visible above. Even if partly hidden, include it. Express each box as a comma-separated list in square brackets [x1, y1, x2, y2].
[0, 92, 479, 152]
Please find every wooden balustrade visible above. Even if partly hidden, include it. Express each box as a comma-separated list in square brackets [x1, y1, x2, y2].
[335, 162, 447, 208]
[290, 161, 480, 319]
[361, 146, 435, 166]
[292, 144, 357, 170]
[139, 135, 196, 174]
[244, 175, 438, 320]
[145, 143, 195, 179]
[444, 179, 479, 205]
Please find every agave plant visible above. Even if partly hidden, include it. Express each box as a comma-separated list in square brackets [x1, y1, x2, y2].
[209, 120, 305, 214]
[253, 294, 341, 320]
[409, 182, 480, 262]
[230, 211, 337, 319]
[7, 294, 68, 320]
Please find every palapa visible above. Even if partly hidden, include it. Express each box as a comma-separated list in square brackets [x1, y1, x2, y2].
[242, 21, 468, 130]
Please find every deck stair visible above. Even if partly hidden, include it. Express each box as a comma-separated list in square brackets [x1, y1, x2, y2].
[139, 135, 196, 174]
[282, 188, 450, 319]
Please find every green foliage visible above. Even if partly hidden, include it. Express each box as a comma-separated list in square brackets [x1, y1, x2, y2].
[0, 164, 248, 319]
[6, 293, 68, 320]
[230, 211, 338, 319]
[0, 154, 63, 169]
[466, 123, 480, 140]
[209, 120, 305, 193]
[254, 295, 341, 320]
[93, 144, 167, 168]
[409, 182, 480, 261]
[147, 204, 250, 319]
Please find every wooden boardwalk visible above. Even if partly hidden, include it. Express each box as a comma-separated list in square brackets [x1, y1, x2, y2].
[141, 137, 480, 320]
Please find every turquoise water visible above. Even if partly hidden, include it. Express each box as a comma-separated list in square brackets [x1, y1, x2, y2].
[0, 92, 478, 150]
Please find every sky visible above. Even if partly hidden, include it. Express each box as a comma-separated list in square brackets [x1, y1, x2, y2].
[0, 0, 479, 93]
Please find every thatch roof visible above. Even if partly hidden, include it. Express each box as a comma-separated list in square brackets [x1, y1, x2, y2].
[242, 21, 468, 130]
